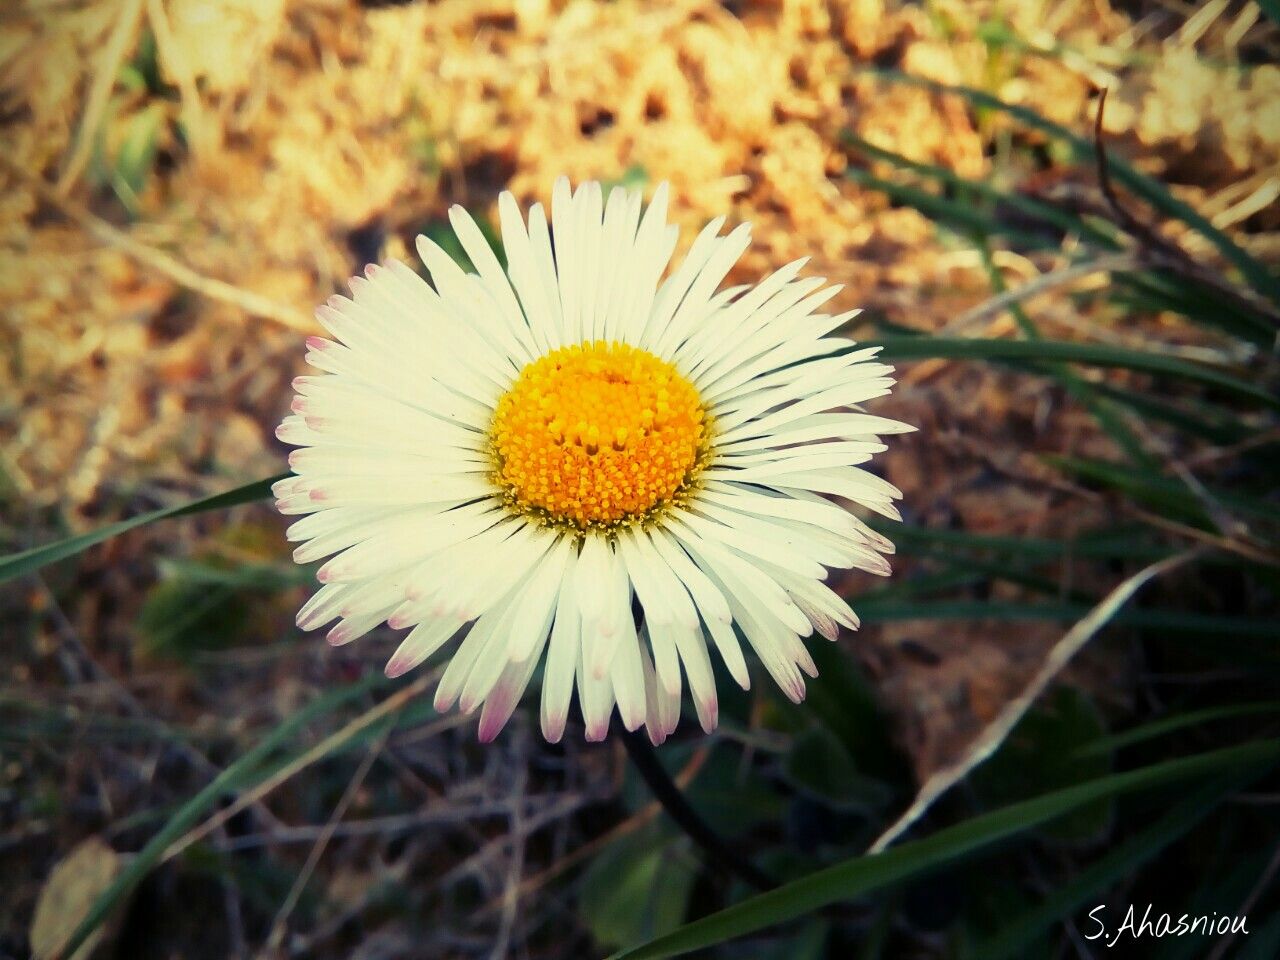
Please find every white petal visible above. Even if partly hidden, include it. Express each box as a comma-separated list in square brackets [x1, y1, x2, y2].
[639, 627, 681, 742]
[508, 536, 575, 662]
[672, 625, 718, 732]
[609, 609, 647, 732]
[385, 617, 465, 678]
[540, 574, 581, 743]
[577, 632, 616, 742]
[477, 647, 544, 742]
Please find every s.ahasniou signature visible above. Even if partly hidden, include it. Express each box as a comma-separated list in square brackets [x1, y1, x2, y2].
[1086, 904, 1249, 947]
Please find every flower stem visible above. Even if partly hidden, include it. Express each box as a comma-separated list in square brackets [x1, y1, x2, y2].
[617, 723, 777, 891]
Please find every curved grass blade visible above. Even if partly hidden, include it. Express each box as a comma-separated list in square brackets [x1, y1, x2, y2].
[51, 671, 386, 960]
[609, 739, 1280, 960]
[1117, 270, 1277, 346]
[844, 132, 1274, 344]
[868, 338, 1277, 410]
[0, 473, 286, 585]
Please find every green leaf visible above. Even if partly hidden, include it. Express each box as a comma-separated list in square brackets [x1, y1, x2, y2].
[136, 558, 301, 661]
[609, 739, 1280, 960]
[418, 210, 506, 270]
[681, 744, 788, 837]
[0, 474, 285, 585]
[784, 727, 895, 813]
[137, 577, 249, 660]
[866, 337, 1277, 410]
[603, 163, 649, 193]
[799, 642, 909, 786]
[113, 102, 164, 202]
[582, 827, 697, 950]
[972, 687, 1112, 843]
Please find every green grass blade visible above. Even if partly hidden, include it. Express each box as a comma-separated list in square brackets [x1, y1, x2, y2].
[976, 774, 1257, 960]
[860, 542, 1092, 603]
[0, 473, 285, 585]
[878, 522, 1171, 560]
[1088, 382, 1256, 446]
[856, 601, 1277, 637]
[974, 243, 1157, 469]
[1047, 455, 1280, 526]
[1117, 271, 1277, 345]
[1074, 703, 1280, 758]
[920, 554, 1092, 602]
[843, 132, 1122, 249]
[843, 167, 1053, 248]
[845, 133, 1274, 343]
[53, 671, 386, 960]
[865, 70, 1280, 305]
[868, 338, 1276, 409]
[610, 740, 1280, 960]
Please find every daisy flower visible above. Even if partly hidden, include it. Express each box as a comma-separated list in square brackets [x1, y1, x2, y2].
[275, 178, 911, 745]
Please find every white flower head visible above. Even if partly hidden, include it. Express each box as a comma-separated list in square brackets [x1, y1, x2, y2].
[276, 179, 912, 744]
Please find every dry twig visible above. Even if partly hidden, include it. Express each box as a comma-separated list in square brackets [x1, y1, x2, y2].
[940, 252, 1141, 336]
[475, 746, 711, 917]
[263, 725, 392, 952]
[1091, 88, 1280, 326]
[4, 156, 314, 332]
[161, 672, 436, 864]
[867, 547, 1206, 854]
[490, 738, 529, 960]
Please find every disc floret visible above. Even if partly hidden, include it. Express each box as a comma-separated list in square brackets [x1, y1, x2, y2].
[490, 340, 709, 532]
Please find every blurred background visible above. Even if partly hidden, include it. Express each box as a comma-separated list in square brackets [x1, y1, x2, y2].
[2, 0, 1279, 958]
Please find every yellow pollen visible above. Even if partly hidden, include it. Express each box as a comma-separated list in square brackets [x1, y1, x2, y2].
[490, 341, 708, 530]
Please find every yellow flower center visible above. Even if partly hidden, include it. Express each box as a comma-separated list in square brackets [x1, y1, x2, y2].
[489, 341, 709, 530]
